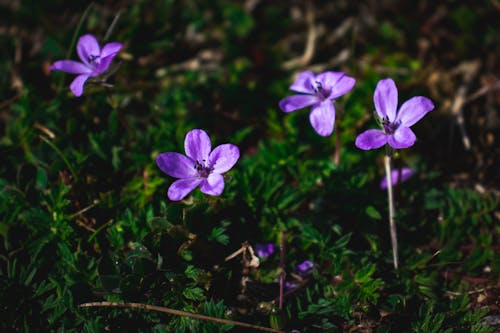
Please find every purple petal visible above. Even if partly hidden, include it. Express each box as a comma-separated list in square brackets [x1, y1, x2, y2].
[374, 78, 398, 122]
[77, 34, 101, 65]
[297, 260, 314, 275]
[388, 126, 416, 149]
[255, 243, 275, 258]
[184, 129, 211, 163]
[69, 74, 90, 97]
[101, 42, 122, 58]
[96, 54, 117, 74]
[315, 71, 345, 90]
[328, 75, 356, 99]
[279, 94, 318, 113]
[355, 129, 388, 150]
[96, 42, 123, 73]
[199, 173, 224, 196]
[380, 167, 415, 189]
[50, 60, 91, 74]
[396, 96, 434, 127]
[289, 70, 315, 94]
[168, 177, 203, 201]
[209, 144, 239, 174]
[309, 101, 335, 136]
[156, 152, 197, 178]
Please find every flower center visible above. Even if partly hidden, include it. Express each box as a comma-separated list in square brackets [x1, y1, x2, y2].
[382, 117, 400, 134]
[312, 81, 330, 100]
[194, 160, 212, 178]
[87, 54, 101, 67]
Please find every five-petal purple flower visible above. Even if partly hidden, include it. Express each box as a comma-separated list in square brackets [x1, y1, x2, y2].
[279, 70, 355, 136]
[156, 129, 240, 201]
[50, 34, 122, 97]
[380, 167, 415, 190]
[355, 78, 434, 150]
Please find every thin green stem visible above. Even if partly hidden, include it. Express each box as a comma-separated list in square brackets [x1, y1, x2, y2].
[278, 231, 286, 309]
[39, 135, 78, 182]
[384, 154, 398, 269]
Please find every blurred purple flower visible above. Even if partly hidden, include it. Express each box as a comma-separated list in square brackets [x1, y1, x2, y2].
[279, 71, 355, 136]
[255, 243, 275, 258]
[355, 78, 434, 150]
[50, 34, 122, 97]
[156, 129, 240, 201]
[380, 167, 415, 189]
[296, 260, 314, 275]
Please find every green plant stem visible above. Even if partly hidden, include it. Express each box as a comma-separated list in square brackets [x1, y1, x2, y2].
[384, 154, 398, 269]
[39, 135, 78, 181]
[279, 231, 286, 309]
[79, 302, 284, 333]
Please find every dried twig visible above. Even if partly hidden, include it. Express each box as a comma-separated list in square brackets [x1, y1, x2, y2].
[80, 302, 284, 333]
[450, 60, 481, 151]
[282, 2, 316, 70]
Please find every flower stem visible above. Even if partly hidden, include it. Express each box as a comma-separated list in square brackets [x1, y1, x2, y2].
[384, 154, 399, 269]
[279, 231, 286, 309]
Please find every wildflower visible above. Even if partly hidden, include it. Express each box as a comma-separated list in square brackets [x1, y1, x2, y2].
[50, 34, 122, 97]
[156, 129, 240, 201]
[255, 243, 275, 258]
[296, 260, 314, 275]
[355, 78, 434, 150]
[380, 167, 415, 189]
[279, 71, 355, 136]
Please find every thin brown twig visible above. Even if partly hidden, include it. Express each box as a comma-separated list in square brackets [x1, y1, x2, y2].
[79, 302, 284, 333]
[282, 2, 316, 70]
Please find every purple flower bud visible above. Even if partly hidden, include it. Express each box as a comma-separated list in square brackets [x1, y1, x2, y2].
[380, 167, 415, 189]
[296, 260, 314, 275]
[255, 243, 275, 258]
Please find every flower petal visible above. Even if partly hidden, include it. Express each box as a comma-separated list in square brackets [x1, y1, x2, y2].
[50, 60, 92, 74]
[156, 152, 197, 178]
[168, 177, 203, 201]
[380, 167, 415, 189]
[396, 96, 434, 127]
[101, 42, 123, 58]
[77, 34, 101, 65]
[309, 101, 335, 136]
[315, 71, 345, 90]
[184, 129, 211, 163]
[355, 129, 388, 150]
[209, 144, 240, 174]
[279, 94, 318, 113]
[200, 173, 225, 196]
[388, 126, 416, 149]
[374, 78, 398, 122]
[328, 74, 356, 99]
[289, 70, 315, 94]
[69, 74, 90, 97]
[96, 54, 118, 74]
[95, 42, 122, 73]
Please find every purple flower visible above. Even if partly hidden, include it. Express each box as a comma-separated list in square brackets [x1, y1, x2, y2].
[255, 243, 275, 258]
[279, 71, 356, 136]
[296, 260, 314, 275]
[50, 34, 122, 97]
[355, 78, 434, 150]
[380, 167, 415, 189]
[156, 129, 240, 201]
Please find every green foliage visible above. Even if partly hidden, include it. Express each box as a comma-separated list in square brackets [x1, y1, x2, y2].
[1, 1, 498, 332]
